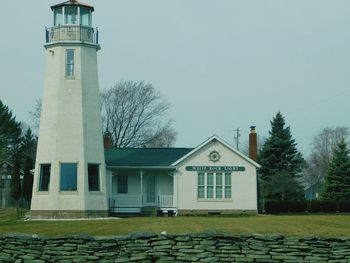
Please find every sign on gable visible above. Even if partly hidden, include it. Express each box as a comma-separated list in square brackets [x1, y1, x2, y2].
[185, 166, 245, 172]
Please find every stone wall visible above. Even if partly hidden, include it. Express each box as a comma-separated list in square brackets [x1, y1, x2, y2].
[0, 233, 350, 262]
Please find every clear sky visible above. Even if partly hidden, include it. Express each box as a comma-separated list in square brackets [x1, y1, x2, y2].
[0, 0, 349, 156]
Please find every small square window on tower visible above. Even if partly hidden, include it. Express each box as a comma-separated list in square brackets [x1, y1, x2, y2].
[65, 49, 75, 78]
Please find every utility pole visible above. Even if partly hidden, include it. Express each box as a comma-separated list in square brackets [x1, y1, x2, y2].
[234, 128, 240, 150]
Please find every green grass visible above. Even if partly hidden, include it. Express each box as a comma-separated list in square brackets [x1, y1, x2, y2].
[1, 209, 350, 237]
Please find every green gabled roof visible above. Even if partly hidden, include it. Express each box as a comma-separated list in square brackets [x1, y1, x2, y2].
[105, 148, 194, 167]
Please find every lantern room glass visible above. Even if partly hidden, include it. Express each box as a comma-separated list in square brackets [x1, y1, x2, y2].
[65, 6, 78, 25]
[80, 7, 91, 26]
[54, 7, 63, 26]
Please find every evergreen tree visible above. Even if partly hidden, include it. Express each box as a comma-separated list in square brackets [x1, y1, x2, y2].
[10, 156, 22, 203]
[20, 128, 37, 161]
[22, 156, 34, 208]
[322, 139, 350, 201]
[20, 128, 37, 208]
[0, 100, 22, 162]
[259, 112, 305, 201]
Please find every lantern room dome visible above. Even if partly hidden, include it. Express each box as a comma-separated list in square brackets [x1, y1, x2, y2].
[51, 0, 94, 12]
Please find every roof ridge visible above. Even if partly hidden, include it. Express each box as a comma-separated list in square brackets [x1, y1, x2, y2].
[106, 147, 194, 150]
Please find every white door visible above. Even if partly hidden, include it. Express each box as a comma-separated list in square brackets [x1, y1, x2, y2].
[145, 175, 156, 206]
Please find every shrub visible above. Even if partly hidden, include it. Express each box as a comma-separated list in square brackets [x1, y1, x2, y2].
[307, 200, 322, 212]
[265, 200, 350, 214]
[338, 201, 350, 212]
[321, 200, 338, 212]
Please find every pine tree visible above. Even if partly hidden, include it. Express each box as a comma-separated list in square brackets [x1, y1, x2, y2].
[0, 100, 22, 163]
[20, 128, 37, 208]
[322, 139, 350, 201]
[259, 112, 305, 201]
[20, 128, 37, 161]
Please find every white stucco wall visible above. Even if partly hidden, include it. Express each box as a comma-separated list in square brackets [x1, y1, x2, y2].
[31, 43, 108, 213]
[176, 139, 258, 212]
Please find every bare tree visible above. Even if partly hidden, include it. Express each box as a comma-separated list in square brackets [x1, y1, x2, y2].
[101, 80, 177, 148]
[29, 99, 42, 134]
[304, 127, 349, 188]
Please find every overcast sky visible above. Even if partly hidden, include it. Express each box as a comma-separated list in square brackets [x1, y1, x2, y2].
[0, 0, 349, 155]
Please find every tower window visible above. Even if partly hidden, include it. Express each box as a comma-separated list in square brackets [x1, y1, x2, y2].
[54, 7, 63, 26]
[65, 6, 78, 25]
[39, 164, 51, 191]
[66, 49, 75, 78]
[80, 7, 91, 26]
[88, 164, 100, 191]
[60, 163, 77, 191]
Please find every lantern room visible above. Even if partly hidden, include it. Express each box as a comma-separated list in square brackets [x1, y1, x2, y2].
[46, 0, 98, 45]
[51, 0, 94, 27]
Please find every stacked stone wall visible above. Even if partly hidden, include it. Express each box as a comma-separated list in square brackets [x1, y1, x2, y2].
[0, 233, 349, 262]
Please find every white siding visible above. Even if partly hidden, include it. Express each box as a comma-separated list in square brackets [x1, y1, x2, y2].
[177, 140, 257, 211]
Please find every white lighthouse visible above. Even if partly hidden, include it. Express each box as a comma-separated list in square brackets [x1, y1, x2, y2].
[31, 0, 108, 218]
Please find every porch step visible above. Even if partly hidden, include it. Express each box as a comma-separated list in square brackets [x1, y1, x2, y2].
[141, 206, 158, 216]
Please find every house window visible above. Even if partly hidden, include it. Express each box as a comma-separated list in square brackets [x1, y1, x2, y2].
[60, 163, 77, 191]
[117, 175, 128, 194]
[216, 173, 223, 199]
[197, 173, 205, 198]
[66, 49, 75, 78]
[197, 172, 232, 199]
[0, 179, 4, 189]
[39, 164, 51, 191]
[225, 173, 232, 198]
[88, 164, 100, 191]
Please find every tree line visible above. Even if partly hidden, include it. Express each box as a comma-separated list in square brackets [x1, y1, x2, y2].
[258, 111, 350, 212]
[0, 100, 37, 208]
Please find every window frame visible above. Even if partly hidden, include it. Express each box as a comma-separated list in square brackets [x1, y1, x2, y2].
[65, 49, 75, 78]
[60, 162, 78, 192]
[117, 175, 128, 194]
[38, 163, 51, 192]
[64, 6, 79, 25]
[54, 7, 63, 26]
[88, 163, 100, 192]
[197, 172, 232, 200]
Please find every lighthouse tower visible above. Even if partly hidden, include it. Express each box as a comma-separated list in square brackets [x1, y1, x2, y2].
[31, 0, 108, 218]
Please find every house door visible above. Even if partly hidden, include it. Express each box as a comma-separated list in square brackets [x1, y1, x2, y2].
[145, 175, 156, 206]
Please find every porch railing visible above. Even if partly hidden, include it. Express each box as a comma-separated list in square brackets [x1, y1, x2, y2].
[45, 25, 99, 44]
[111, 194, 142, 208]
[109, 194, 174, 213]
[158, 195, 174, 208]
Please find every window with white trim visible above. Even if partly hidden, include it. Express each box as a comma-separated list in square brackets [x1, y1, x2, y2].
[197, 172, 232, 199]
[117, 175, 128, 194]
[66, 49, 75, 78]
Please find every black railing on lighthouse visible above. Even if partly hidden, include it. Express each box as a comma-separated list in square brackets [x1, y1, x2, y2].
[45, 25, 99, 44]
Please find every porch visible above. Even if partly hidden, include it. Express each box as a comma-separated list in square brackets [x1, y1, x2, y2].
[108, 170, 177, 216]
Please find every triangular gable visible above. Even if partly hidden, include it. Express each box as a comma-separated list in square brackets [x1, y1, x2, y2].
[171, 135, 261, 168]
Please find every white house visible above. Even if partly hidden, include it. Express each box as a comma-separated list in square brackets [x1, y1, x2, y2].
[30, 0, 260, 219]
[106, 132, 260, 216]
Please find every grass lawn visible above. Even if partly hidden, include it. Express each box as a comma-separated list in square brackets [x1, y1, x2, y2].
[1, 209, 350, 237]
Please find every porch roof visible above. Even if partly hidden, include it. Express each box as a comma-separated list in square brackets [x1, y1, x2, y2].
[105, 148, 193, 168]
